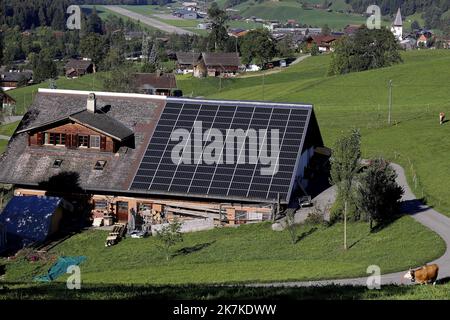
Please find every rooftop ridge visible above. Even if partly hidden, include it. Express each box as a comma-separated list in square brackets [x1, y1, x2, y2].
[38, 88, 168, 100]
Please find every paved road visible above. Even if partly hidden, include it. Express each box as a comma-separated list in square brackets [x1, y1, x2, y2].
[250, 163, 450, 287]
[238, 55, 311, 79]
[0, 135, 10, 140]
[104, 6, 194, 35]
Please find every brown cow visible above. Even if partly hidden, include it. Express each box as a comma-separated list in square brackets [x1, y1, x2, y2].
[403, 264, 439, 285]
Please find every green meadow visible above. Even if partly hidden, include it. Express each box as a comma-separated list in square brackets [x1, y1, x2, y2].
[1, 217, 444, 285]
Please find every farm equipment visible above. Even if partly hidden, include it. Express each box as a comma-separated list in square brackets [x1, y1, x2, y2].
[105, 223, 127, 247]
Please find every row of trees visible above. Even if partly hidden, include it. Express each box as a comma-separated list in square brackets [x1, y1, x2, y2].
[330, 130, 404, 249]
[328, 26, 402, 75]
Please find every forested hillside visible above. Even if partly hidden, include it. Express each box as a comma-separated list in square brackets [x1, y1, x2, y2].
[0, 0, 173, 30]
[346, 0, 450, 29]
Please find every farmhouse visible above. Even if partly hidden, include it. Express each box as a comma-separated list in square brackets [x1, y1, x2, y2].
[306, 35, 339, 53]
[0, 89, 326, 229]
[132, 72, 179, 96]
[194, 52, 241, 78]
[64, 59, 94, 78]
[176, 52, 201, 73]
[0, 70, 33, 90]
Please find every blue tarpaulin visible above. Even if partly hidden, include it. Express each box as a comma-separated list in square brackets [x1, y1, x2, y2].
[34, 256, 87, 282]
[0, 196, 62, 246]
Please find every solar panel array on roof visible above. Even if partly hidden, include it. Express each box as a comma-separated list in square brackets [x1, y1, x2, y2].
[130, 99, 311, 203]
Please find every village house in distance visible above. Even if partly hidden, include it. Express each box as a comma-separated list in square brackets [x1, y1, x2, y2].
[0, 89, 326, 232]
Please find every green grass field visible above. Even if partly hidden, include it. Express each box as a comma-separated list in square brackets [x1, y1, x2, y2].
[1, 281, 450, 300]
[235, 1, 366, 29]
[177, 50, 450, 217]
[6, 73, 106, 115]
[1, 216, 445, 285]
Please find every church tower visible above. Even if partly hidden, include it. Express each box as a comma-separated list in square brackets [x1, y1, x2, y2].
[391, 8, 403, 41]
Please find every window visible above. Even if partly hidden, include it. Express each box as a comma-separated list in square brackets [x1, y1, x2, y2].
[78, 135, 89, 147]
[94, 200, 108, 210]
[235, 210, 247, 224]
[94, 160, 107, 170]
[90, 135, 101, 149]
[44, 132, 66, 146]
[52, 159, 63, 168]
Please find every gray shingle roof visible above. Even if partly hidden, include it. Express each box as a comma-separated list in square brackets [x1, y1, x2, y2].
[70, 110, 134, 141]
[0, 92, 164, 191]
[176, 52, 201, 65]
[202, 52, 241, 67]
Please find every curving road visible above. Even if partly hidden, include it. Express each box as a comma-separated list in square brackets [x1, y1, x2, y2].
[103, 6, 195, 35]
[248, 163, 450, 287]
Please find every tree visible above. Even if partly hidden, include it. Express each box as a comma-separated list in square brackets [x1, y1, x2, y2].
[330, 129, 361, 250]
[80, 33, 105, 71]
[0, 31, 3, 66]
[322, 24, 331, 36]
[32, 51, 57, 83]
[86, 7, 103, 34]
[239, 29, 276, 67]
[207, 2, 229, 52]
[411, 20, 421, 31]
[155, 218, 183, 261]
[285, 210, 298, 245]
[355, 158, 404, 231]
[328, 27, 402, 76]
[102, 47, 124, 71]
[102, 64, 135, 93]
[310, 43, 320, 56]
[276, 35, 294, 58]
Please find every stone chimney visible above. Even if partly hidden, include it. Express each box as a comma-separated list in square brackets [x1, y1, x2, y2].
[87, 93, 97, 113]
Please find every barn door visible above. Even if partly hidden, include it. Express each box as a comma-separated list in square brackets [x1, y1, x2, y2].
[116, 201, 129, 222]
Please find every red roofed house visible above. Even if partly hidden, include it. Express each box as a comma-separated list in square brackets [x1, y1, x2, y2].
[306, 35, 339, 53]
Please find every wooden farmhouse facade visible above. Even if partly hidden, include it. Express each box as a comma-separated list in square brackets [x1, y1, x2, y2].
[0, 89, 326, 230]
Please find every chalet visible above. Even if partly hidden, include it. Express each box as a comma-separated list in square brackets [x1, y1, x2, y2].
[194, 52, 241, 78]
[64, 59, 94, 78]
[0, 71, 33, 90]
[0, 89, 326, 228]
[132, 72, 178, 96]
[306, 35, 339, 52]
[175, 52, 201, 73]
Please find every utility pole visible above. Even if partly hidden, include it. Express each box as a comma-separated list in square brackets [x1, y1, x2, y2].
[262, 70, 265, 100]
[388, 79, 393, 125]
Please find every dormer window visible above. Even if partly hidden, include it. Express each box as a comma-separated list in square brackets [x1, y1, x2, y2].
[52, 159, 63, 168]
[94, 160, 107, 170]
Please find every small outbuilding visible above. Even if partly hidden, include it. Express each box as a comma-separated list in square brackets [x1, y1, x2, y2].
[0, 196, 65, 247]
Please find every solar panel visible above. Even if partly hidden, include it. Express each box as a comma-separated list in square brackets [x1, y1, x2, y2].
[130, 99, 311, 203]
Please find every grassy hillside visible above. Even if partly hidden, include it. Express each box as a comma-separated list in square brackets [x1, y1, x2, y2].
[177, 50, 450, 216]
[1, 216, 445, 285]
[235, 1, 366, 28]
